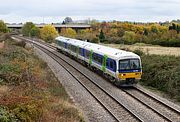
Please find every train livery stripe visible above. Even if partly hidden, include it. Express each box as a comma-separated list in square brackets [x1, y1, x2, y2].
[89, 50, 93, 65]
[102, 55, 108, 72]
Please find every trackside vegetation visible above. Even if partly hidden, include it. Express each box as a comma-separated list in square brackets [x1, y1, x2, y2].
[0, 36, 84, 122]
[133, 50, 180, 102]
[59, 21, 180, 47]
[21, 22, 58, 43]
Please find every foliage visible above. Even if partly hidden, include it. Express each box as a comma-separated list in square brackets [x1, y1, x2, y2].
[140, 54, 180, 101]
[60, 28, 77, 38]
[133, 49, 144, 56]
[169, 23, 180, 34]
[0, 36, 84, 121]
[99, 29, 105, 42]
[63, 17, 73, 24]
[22, 22, 35, 36]
[0, 20, 8, 33]
[74, 21, 180, 47]
[30, 26, 40, 38]
[123, 31, 136, 44]
[40, 25, 58, 43]
[12, 102, 43, 122]
[0, 106, 17, 122]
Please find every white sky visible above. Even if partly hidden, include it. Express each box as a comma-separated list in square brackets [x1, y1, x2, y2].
[0, 0, 180, 23]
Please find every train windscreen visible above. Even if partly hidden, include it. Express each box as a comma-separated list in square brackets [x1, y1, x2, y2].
[119, 59, 141, 70]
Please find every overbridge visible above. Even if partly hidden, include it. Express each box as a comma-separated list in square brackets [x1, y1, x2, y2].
[7, 24, 91, 32]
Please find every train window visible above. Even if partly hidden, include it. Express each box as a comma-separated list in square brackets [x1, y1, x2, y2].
[64, 43, 67, 48]
[110, 60, 114, 69]
[61, 42, 63, 47]
[106, 60, 109, 67]
[79, 48, 82, 54]
[71, 45, 76, 52]
[85, 50, 90, 59]
[93, 53, 102, 65]
[119, 59, 140, 70]
[98, 56, 103, 64]
[67, 44, 71, 50]
[59, 42, 63, 47]
[79, 48, 84, 56]
[92, 53, 96, 61]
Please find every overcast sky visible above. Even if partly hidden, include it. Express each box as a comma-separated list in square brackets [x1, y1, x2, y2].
[0, 0, 180, 23]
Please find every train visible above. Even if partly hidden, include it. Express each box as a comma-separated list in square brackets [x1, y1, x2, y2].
[55, 36, 142, 86]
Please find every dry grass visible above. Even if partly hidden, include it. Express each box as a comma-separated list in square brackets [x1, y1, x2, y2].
[0, 37, 84, 122]
[102, 43, 180, 56]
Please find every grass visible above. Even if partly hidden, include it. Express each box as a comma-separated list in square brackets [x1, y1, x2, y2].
[0, 35, 84, 122]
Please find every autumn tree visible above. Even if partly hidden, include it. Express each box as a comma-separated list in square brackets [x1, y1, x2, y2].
[117, 28, 125, 37]
[0, 20, 8, 33]
[22, 22, 35, 36]
[60, 28, 76, 38]
[123, 31, 136, 44]
[40, 25, 58, 43]
[151, 25, 159, 33]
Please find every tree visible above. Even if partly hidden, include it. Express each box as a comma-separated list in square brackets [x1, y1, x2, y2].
[30, 26, 40, 37]
[143, 28, 148, 36]
[64, 17, 73, 24]
[40, 25, 58, 43]
[99, 29, 105, 42]
[0, 20, 8, 33]
[60, 28, 76, 38]
[117, 28, 125, 37]
[22, 22, 35, 36]
[151, 25, 159, 33]
[123, 31, 136, 44]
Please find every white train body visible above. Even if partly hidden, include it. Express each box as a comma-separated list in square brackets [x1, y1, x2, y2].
[56, 36, 142, 86]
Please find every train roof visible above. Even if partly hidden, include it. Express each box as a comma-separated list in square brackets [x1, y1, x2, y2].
[84, 42, 139, 60]
[56, 36, 140, 60]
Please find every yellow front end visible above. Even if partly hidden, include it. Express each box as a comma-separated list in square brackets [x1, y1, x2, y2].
[118, 72, 142, 80]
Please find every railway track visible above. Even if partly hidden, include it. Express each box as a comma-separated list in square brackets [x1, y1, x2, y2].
[13, 36, 142, 122]
[13, 36, 180, 122]
[122, 86, 180, 122]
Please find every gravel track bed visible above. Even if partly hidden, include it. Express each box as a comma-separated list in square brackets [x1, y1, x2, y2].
[36, 43, 139, 122]
[15, 36, 180, 122]
[41, 44, 167, 122]
[34, 47, 116, 122]
[125, 89, 180, 122]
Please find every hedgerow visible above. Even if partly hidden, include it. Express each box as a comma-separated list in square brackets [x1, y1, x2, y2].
[140, 54, 180, 101]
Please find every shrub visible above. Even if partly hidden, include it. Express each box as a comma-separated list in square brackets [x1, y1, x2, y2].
[140, 54, 180, 101]
[12, 102, 43, 122]
[0, 106, 17, 122]
[90, 37, 99, 43]
[133, 49, 144, 56]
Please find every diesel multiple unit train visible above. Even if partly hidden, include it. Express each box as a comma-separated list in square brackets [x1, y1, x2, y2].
[55, 36, 142, 86]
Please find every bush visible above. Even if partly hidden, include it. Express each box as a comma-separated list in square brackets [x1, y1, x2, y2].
[133, 49, 144, 56]
[140, 55, 180, 101]
[12, 102, 43, 122]
[90, 37, 99, 43]
[0, 106, 17, 122]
